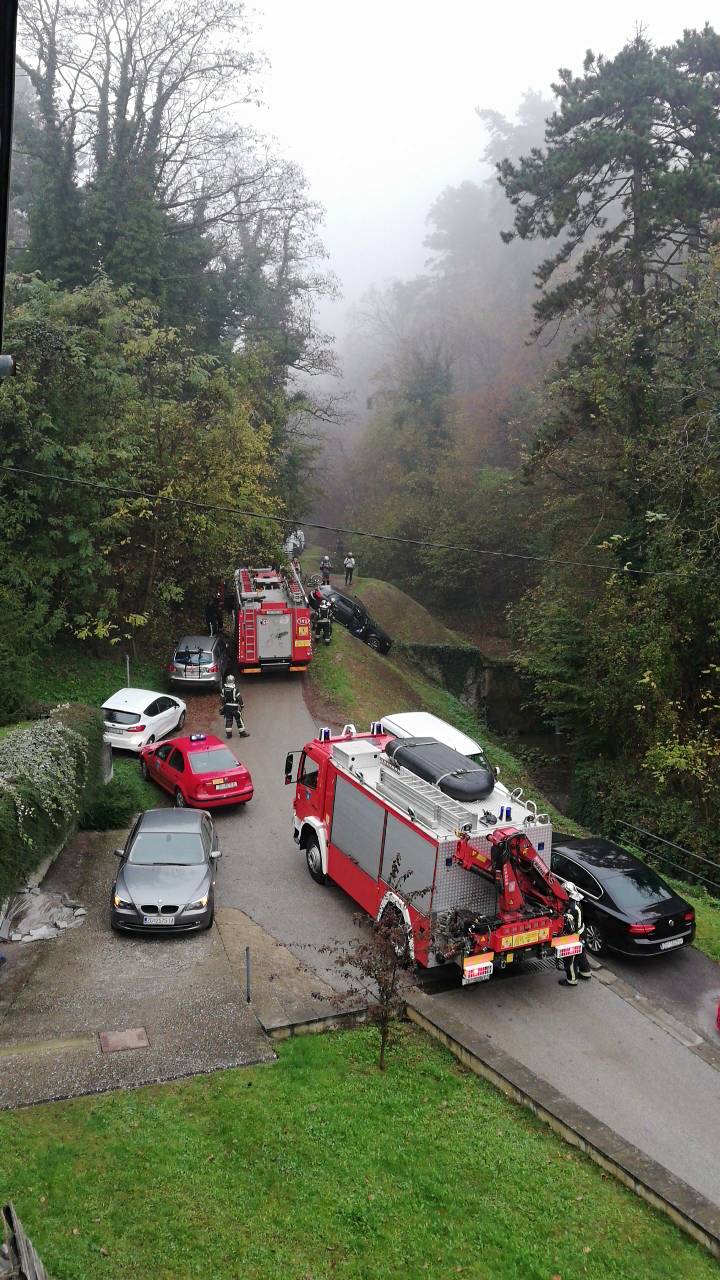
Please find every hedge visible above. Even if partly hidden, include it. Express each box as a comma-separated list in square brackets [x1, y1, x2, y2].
[0, 704, 105, 903]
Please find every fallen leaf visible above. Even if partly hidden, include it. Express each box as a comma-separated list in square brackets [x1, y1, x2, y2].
[72, 1228, 80, 1236]
[99, 1247, 109, 1257]
[582, 1247, 591, 1254]
[206, 1154, 216, 1163]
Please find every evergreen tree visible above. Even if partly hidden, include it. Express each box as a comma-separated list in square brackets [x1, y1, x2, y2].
[498, 29, 720, 331]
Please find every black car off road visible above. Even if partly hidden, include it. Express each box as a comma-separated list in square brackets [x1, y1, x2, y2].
[310, 585, 392, 654]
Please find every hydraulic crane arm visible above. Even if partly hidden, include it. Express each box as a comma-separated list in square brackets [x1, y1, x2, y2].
[454, 826, 569, 922]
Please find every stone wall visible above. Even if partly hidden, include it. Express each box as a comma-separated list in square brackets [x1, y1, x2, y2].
[396, 642, 548, 735]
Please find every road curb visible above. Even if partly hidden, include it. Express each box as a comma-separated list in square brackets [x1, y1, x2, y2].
[255, 1001, 368, 1041]
[406, 989, 720, 1259]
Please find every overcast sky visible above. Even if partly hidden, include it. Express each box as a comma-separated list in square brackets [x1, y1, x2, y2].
[255, 0, 715, 334]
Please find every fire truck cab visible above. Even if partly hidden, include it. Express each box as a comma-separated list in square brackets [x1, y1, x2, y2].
[287, 724, 580, 982]
[234, 562, 312, 673]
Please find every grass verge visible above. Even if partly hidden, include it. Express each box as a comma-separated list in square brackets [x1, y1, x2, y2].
[0, 1026, 715, 1280]
[351, 577, 464, 645]
[665, 878, 720, 963]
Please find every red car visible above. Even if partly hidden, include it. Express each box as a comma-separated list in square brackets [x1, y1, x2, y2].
[140, 733, 253, 808]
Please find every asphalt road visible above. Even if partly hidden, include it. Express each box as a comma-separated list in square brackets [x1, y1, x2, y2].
[208, 671, 720, 1207]
[601, 942, 720, 1042]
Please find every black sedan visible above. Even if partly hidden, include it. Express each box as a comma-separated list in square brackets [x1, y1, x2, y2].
[551, 836, 695, 957]
[310, 585, 392, 654]
[111, 808, 220, 933]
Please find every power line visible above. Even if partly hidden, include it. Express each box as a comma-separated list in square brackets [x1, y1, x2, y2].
[0, 463, 693, 578]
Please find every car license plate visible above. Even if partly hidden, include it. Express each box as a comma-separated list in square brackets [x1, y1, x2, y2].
[214, 781, 234, 790]
[143, 915, 175, 926]
[660, 937, 684, 950]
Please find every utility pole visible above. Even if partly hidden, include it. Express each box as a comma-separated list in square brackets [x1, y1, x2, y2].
[0, 0, 18, 377]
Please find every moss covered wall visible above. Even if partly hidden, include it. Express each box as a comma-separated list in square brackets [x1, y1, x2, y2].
[396, 643, 548, 734]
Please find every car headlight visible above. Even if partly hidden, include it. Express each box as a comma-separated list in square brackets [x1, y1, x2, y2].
[113, 893, 133, 909]
[187, 893, 209, 910]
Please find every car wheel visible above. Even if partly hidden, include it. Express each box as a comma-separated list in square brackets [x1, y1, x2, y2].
[140, 758, 149, 780]
[366, 634, 381, 652]
[177, 710, 186, 729]
[305, 838, 327, 885]
[174, 788, 186, 808]
[584, 921, 605, 955]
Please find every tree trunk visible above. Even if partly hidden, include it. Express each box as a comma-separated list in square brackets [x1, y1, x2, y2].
[379, 1021, 388, 1071]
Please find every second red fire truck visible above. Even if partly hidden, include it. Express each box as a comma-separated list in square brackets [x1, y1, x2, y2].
[286, 724, 580, 982]
[233, 562, 313, 674]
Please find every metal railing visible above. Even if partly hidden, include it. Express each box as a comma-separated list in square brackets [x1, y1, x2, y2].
[615, 820, 720, 895]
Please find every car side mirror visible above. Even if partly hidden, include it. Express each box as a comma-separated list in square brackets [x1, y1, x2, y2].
[114, 848, 124, 858]
[284, 751, 296, 784]
[210, 849, 222, 860]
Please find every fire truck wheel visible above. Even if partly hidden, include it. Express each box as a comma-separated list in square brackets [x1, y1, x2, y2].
[305, 838, 327, 885]
[380, 904, 411, 960]
[584, 922, 605, 954]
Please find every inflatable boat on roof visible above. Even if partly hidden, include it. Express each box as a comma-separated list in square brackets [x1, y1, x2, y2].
[384, 736, 496, 803]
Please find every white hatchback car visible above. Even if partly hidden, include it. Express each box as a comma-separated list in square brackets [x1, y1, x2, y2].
[102, 688, 186, 753]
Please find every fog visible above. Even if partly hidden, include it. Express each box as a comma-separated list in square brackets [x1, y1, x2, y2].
[257, 0, 716, 335]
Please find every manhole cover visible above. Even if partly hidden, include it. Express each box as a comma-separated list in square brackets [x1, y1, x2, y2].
[99, 1027, 149, 1053]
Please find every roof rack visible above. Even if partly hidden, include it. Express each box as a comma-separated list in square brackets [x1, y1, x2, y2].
[376, 761, 485, 834]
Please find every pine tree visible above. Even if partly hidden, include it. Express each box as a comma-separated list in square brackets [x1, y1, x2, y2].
[498, 28, 720, 332]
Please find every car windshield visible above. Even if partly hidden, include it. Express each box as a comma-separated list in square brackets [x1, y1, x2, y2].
[603, 869, 673, 911]
[467, 752, 488, 767]
[174, 648, 212, 666]
[128, 831, 205, 866]
[104, 709, 141, 725]
[188, 748, 239, 774]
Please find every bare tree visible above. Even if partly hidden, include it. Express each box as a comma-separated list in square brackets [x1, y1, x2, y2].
[321, 859, 424, 1071]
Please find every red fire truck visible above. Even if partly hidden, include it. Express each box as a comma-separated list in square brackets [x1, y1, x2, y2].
[286, 725, 580, 982]
[233, 562, 313, 674]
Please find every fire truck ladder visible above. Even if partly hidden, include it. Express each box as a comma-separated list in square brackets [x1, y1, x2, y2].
[241, 612, 258, 663]
[376, 764, 483, 835]
[286, 561, 306, 605]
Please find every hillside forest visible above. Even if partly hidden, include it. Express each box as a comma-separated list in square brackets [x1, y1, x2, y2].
[329, 29, 720, 855]
[2, 11, 720, 857]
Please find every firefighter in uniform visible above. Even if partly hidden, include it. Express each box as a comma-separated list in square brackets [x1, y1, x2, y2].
[220, 674, 247, 738]
[558, 883, 592, 986]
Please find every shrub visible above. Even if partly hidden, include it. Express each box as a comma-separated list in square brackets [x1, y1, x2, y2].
[81, 758, 160, 830]
[0, 704, 104, 902]
[0, 588, 60, 726]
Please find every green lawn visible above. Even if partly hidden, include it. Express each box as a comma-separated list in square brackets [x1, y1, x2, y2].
[0, 1028, 715, 1280]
